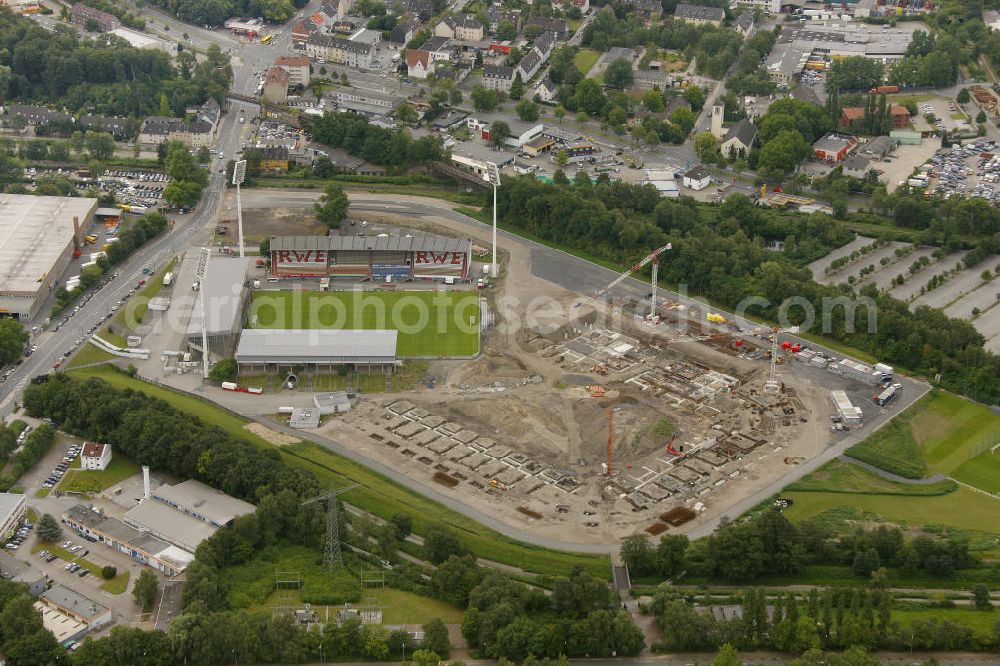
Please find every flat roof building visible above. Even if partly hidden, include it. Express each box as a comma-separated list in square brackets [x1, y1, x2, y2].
[237, 329, 398, 371]
[185, 257, 250, 361]
[63, 504, 194, 577]
[0, 550, 47, 596]
[109, 27, 178, 56]
[0, 492, 26, 540]
[0, 195, 96, 320]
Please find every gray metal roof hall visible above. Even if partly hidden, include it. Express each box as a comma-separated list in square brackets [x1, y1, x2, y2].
[236, 329, 398, 365]
[269, 234, 471, 253]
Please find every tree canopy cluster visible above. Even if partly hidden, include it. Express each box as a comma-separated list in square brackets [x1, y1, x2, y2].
[755, 98, 834, 177]
[0, 423, 54, 491]
[0, 319, 28, 367]
[0, 12, 231, 120]
[493, 173, 1000, 403]
[145, 0, 308, 25]
[306, 112, 445, 170]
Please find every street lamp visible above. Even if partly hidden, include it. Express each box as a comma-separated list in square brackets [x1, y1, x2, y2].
[233, 159, 247, 258]
[195, 248, 211, 379]
[484, 161, 501, 279]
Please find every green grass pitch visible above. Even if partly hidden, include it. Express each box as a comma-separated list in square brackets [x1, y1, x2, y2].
[248, 290, 480, 357]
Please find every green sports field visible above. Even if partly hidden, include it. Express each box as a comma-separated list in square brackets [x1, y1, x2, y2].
[247, 290, 480, 357]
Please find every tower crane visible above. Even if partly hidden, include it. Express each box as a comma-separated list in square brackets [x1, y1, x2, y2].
[576, 243, 672, 319]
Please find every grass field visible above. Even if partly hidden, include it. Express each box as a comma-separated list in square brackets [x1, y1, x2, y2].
[785, 459, 957, 496]
[223, 545, 361, 608]
[845, 391, 1000, 487]
[68, 365, 609, 578]
[58, 455, 140, 494]
[891, 608, 998, 638]
[573, 48, 600, 76]
[248, 291, 480, 357]
[66, 343, 116, 369]
[782, 486, 1000, 533]
[378, 588, 464, 624]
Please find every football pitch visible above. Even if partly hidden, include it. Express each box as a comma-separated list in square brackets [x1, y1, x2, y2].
[248, 290, 480, 357]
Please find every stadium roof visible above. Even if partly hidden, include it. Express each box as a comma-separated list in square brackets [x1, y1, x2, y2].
[152, 479, 256, 528]
[237, 329, 398, 365]
[270, 234, 471, 253]
[0, 195, 97, 296]
[186, 257, 250, 338]
[123, 499, 217, 552]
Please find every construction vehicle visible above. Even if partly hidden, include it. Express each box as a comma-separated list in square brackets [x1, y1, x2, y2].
[592, 362, 608, 376]
[576, 243, 672, 320]
[489, 479, 508, 491]
[707, 313, 726, 324]
[665, 435, 680, 456]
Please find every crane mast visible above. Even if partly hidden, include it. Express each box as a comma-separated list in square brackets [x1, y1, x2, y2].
[578, 243, 672, 313]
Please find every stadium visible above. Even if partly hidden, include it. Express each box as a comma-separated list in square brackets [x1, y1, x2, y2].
[268, 234, 473, 281]
[226, 232, 481, 376]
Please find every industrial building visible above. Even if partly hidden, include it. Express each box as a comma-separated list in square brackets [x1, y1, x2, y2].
[314, 391, 353, 414]
[123, 479, 256, 552]
[35, 584, 112, 643]
[0, 194, 96, 320]
[831, 389, 863, 425]
[236, 329, 398, 372]
[644, 169, 681, 198]
[268, 234, 472, 280]
[185, 257, 251, 361]
[0, 492, 26, 540]
[0, 550, 47, 596]
[813, 133, 859, 162]
[63, 504, 194, 576]
[765, 23, 913, 85]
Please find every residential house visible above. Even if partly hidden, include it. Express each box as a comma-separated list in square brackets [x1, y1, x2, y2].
[305, 33, 374, 68]
[262, 66, 290, 104]
[291, 21, 311, 50]
[674, 3, 725, 26]
[6, 105, 72, 128]
[485, 8, 519, 34]
[533, 31, 556, 59]
[535, 75, 557, 102]
[78, 114, 130, 139]
[81, 442, 111, 471]
[842, 154, 871, 178]
[275, 55, 311, 87]
[137, 99, 219, 148]
[419, 36, 454, 62]
[321, 0, 352, 20]
[734, 12, 754, 38]
[406, 49, 435, 79]
[839, 105, 911, 132]
[627, 0, 662, 25]
[517, 49, 543, 81]
[257, 146, 290, 172]
[732, 0, 780, 13]
[525, 17, 568, 40]
[390, 20, 418, 44]
[403, 0, 435, 21]
[435, 14, 484, 41]
[633, 69, 673, 91]
[482, 64, 515, 92]
[682, 165, 712, 190]
[70, 3, 119, 31]
[555, 0, 590, 12]
[720, 118, 757, 159]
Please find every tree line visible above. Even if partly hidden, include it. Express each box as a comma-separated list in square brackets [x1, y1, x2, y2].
[144, 0, 308, 26]
[0, 12, 231, 121]
[492, 167, 1000, 404]
[305, 112, 446, 171]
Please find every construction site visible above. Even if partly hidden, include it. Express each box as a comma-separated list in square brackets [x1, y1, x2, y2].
[314, 235, 894, 543]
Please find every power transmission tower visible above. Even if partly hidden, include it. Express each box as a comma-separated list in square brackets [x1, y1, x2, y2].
[302, 483, 360, 569]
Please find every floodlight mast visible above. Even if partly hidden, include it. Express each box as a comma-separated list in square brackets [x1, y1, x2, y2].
[196, 248, 211, 379]
[233, 160, 247, 258]
[484, 162, 501, 279]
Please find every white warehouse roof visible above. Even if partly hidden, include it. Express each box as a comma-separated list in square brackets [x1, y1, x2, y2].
[186, 257, 250, 338]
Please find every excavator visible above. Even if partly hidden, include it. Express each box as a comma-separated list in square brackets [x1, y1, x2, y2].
[665, 434, 680, 457]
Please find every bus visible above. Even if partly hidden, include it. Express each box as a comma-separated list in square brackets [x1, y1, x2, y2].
[261, 34, 274, 44]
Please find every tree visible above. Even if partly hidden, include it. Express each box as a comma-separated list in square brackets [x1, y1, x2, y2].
[555, 149, 569, 167]
[396, 102, 419, 125]
[159, 93, 171, 116]
[424, 527, 464, 564]
[621, 534, 654, 576]
[683, 85, 706, 111]
[390, 514, 412, 539]
[101, 565, 117, 579]
[714, 644, 742, 666]
[977, 110, 988, 124]
[694, 132, 718, 162]
[515, 98, 539, 121]
[361, 624, 390, 659]
[411, 649, 441, 666]
[84, 131, 115, 161]
[0, 319, 28, 366]
[853, 547, 881, 578]
[510, 74, 525, 100]
[553, 169, 569, 185]
[314, 182, 349, 229]
[196, 146, 210, 163]
[488, 121, 512, 149]
[555, 105, 566, 123]
[643, 89, 665, 113]
[604, 58, 634, 89]
[573, 78, 607, 116]
[422, 618, 450, 657]
[956, 87, 971, 104]
[36, 513, 61, 542]
[471, 86, 500, 112]
[163, 180, 204, 208]
[208, 358, 238, 384]
[496, 19, 516, 41]
[973, 585, 993, 610]
[164, 141, 207, 185]
[133, 568, 159, 613]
